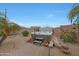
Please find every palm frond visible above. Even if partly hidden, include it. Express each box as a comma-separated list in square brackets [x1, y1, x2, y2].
[68, 5, 79, 23]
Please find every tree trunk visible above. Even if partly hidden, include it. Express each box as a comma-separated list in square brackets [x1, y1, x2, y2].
[0, 35, 7, 45]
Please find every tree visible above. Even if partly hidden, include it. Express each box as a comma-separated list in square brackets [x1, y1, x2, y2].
[68, 4, 79, 42]
[68, 4, 79, 24]
[0, 9, 21, 45]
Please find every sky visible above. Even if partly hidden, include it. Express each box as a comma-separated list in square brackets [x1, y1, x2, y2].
[0, 3, 73, 28]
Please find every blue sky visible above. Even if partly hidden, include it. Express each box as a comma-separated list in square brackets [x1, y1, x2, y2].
[0, 3, 73, 28]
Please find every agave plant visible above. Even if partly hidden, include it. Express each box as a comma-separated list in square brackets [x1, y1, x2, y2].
[0, 9, 21, 45]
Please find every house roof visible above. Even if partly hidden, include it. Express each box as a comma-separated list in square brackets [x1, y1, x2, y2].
[31, 31, 52, 35]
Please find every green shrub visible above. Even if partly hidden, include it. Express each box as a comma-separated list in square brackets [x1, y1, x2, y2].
[0, 32, 2, 36]
[0, 31, 3, 36]
[22, 30, 29, 37]
[63, 31, 76, 43]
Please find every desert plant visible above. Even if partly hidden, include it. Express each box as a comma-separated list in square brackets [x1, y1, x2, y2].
[68, 4, 79, 42]
[0, 30, 3, 36]
[63, 31, 76, 43]
[22, 30, 29, 37]
[0, 9, 21, 45]
[9, 23, 21, 35]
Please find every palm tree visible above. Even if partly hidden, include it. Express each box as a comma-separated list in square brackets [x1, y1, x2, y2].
[68, 4, 79, 23]
[68, 4, 79, 42]
[0, 9, 21, 45]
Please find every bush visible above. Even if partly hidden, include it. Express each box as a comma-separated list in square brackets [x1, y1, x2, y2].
[0, 33, 2, 36]
[22, 30, 29, 37]
[63, 31, 76, 43]
[0, 31, 3, 36]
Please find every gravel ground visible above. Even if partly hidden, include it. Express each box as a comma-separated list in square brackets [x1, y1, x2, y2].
[0, 35, 79, 56]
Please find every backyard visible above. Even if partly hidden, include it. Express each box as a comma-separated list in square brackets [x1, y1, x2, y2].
[0, 33, 79, 56]
[0, 3, 79, 56]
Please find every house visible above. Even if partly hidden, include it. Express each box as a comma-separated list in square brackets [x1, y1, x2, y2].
[30, 26, 40, 32]
[31, 27, 53, 45]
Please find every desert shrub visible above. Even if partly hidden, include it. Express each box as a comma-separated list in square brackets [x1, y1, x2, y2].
[22, 30, 29, 37]
[63, 31, 76, 43]
[0, 30, 3, 36]
[0, 32, 2, 36]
